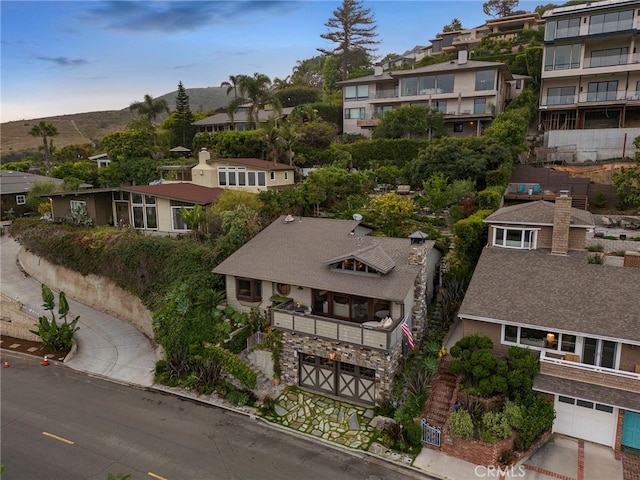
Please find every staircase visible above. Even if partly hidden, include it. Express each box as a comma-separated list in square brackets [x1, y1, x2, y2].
[422, 356, 459, 428]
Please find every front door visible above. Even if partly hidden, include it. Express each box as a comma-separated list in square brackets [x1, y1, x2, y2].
[622, 411, 640, 451]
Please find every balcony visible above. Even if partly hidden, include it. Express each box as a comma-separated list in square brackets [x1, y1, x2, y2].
[271, 301, 404, 351]
[539, 350, 640, 393]
[372, 89, 398, 100]
[540, 90, 640, 107]
[583, 52, 640, 68]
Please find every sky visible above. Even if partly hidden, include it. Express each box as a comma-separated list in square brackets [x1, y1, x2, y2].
[1, 0, 542, 123]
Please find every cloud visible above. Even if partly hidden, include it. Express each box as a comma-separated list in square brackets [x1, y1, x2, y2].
[172, 64, 198, 70]
[36, 56, 89, 68]
[82, 1, 290, 33]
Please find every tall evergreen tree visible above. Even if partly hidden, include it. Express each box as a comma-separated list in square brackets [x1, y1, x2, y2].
[173, 81, 195, 148]
[317, 0, 379, 81]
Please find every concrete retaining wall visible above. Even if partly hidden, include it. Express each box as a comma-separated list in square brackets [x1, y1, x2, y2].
[545, 128, 640, 161]
[0, 294, 40, 341]
[18, 248, 154, 338]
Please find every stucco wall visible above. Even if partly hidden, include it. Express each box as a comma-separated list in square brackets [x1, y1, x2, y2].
[18, 248, 154, 338]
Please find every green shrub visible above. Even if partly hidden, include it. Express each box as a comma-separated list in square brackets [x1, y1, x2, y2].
[405, 421, 423, 448]
[517, 397, 555, 449]
[479, 411, 512, 444]
[29, 284, 80, 354]
[448, 409, 474, 439]
[588, 253, 605, 264]
[502, 400, 524, 431]
[593, 190, 607, 208]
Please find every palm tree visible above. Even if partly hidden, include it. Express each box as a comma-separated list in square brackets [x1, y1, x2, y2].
[221, 74, 245, 130]
[277, 122, 301, 166]
[28, 120, 58, 175]
[236, 73, 281, 130]
[129, 94, 169, 123]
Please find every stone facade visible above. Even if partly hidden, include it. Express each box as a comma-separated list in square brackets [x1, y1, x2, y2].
[280, 330, 402, 404]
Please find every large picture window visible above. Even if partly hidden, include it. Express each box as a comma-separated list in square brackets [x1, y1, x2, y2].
[544, 44, 581, 71]
[589, 9, 633, 35]
[131, 194, 157, 230]
[218, 166, 262, 187]
[587, 81, 618, 102]
[546, 86, 576, 106]
[344, 85, 369, 101]
[475, 70, 495, 91]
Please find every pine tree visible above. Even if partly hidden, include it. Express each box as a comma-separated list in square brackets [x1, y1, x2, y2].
[317, 0, 379, 81]
[173, 81, 195, 148]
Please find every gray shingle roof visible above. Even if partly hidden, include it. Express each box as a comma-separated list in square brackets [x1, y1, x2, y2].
[213, 216, 438, 302]
[0, 171, 64, 195]
[484, 201, 594, 227]
[534, 375, 640, 412]
[458, 247, 640, 343]
[324, 244, 396, 274]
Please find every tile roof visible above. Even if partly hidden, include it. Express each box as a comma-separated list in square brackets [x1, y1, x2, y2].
[458, 247, 640, 343]
[213, 216, 438, 302]
[484, 200, 594, 227]
[534, 375, 640, 412]
[213, 158, 295, 171]
[120, 183, 224, 205]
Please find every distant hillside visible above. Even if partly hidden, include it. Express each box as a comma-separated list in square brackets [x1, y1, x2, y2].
[1, 87, 230, 158]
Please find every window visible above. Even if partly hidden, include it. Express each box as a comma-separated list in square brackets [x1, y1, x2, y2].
[559, 396, 575, 405]
[276, 283, 291, 295]
[257, 172, 266, 187]
[270, 171, 275, 181]
[284, 172, 289, 181]
[589, 47, 628, 68]
[131, 193, 157, 230]
[583, 338, 617, 369]
[437, 74, 454, 93]
[248, 171, 256, 186]
[544, 44, 581, 71]
[515, 79, 522, 90]
[344, 85, 368, 101]
[503, 325, 559, 350]
[170, 202, 191, 231]
[70, 200, 88, 216]
[546, 86, 576, 105]
[577, 399, 594, 409]
[545, 17, 580, 40]
[16, 195, 26, 205]
[587, 81, 618, 102]
[474, 98, 487, 114]
[560, 334, 576, 353]
[493, 227, 537, 249]
[401, 77, 418, 96]
[344, 107, 365, 119]
[475, 70, 495, 91]
[236, 278, 261, 302]
[373, 105, 393, 118]
[219, 167, 255, 187]
[218, 170, 227, 186]
[432, 100, 447, 113]
[589, 9, 634, 35]
[238, 171, 246, 186]
[453, 123, 463, 133]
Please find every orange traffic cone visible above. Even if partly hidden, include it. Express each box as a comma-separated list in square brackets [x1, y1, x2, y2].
[3, 360, 9, 368]
[42, 355, 49, 366]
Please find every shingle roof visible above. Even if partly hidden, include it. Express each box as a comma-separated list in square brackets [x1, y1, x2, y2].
[458, 247, 640, 343]
[213, 216, 438, 302]
[324, 244, 396, 274]
[193, 107, 294, 126]
[0, 171, 64, 195]
[120, 183, 224, 205]
[484, 200, 594, 227]
[390, 60, 510, 77]
[534, 375, 640, 412]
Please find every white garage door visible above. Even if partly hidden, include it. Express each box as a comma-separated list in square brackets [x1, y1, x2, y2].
[554, 395, 617, 447]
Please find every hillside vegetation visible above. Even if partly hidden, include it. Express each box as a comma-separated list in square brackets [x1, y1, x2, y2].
[1, 87, 230, 157]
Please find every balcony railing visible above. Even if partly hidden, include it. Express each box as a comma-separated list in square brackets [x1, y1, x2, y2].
[540, 350, 640, 382]
[271, 303, 404, 351]
[541, 90, 640, 106]
[583, 52, 640, 68]
[372, 89, 398, 99]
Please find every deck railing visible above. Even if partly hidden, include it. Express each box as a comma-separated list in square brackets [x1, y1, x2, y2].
[271, 303, 403, 351]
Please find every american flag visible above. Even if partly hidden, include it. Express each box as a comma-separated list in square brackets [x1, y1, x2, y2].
[401, 317, 415, 350]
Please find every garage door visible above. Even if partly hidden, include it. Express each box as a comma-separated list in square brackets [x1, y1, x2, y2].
[554, 395, 617, 447]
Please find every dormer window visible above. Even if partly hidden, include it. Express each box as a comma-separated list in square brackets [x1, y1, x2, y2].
[493, 226, 538, 249]
[331, 259, 381, 275]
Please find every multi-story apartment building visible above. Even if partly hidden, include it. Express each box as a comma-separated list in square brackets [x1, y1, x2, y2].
[337, 52, 517, 138]
[539, 0, 640, 158]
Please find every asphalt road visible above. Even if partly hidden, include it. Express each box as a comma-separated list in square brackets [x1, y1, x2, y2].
[1, 354, 420, 480]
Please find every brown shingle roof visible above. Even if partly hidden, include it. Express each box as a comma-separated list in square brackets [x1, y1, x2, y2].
[484, 200, 594, 227]
[458, 247, 640, 343]
[213, 216, 438, 302]
[120, 183, 224, 205]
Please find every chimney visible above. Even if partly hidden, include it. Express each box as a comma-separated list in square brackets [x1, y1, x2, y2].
[551, 190, 572, 255]
[457, 50, 468, 65]
[198, 147, 211, 165]
[623, 250, 640, 268]
[374, 65, 383, 76]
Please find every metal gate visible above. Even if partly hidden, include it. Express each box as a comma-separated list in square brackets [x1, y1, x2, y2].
[421, 419, 441, 447]
[298, 353, 375, 405]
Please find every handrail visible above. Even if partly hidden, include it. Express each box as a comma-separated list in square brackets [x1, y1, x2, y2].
[539, 350, 640, 380]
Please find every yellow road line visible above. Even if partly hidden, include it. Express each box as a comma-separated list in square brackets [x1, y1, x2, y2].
[148, 473, 169, 480]
[42, 431, 74, 445]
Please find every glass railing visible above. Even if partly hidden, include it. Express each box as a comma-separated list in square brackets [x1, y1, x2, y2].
[583, 53, 640, 68]
[588, 19, 634, 36]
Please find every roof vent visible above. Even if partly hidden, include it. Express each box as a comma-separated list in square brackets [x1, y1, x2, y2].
[352, 213, 363, 221]
[284, 214, 295, 223]
[559, 189, 570, 197]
